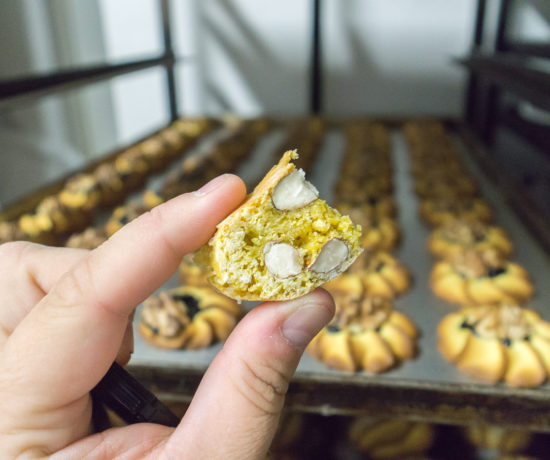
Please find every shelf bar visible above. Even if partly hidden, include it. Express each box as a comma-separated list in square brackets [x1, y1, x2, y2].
[458, 54, 550, 113]
[502, 41, 550, 59]
[310, 0, 323, 114]
[160, 0, 179, 121]
[0, 55, 175, 107]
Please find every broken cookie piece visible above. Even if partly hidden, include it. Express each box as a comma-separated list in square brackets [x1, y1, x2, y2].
[196, 150, 362, 301]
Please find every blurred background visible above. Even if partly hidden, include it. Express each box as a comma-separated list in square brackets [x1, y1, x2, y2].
[0, 0, 549, 207]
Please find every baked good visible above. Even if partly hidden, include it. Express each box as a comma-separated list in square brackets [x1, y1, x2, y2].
[414, 175, 478, 199]
[419, 198, 492, 227]
[338, 205, 400, 252]
[138, 286, 242, 349]
[0, 221, 24, 244]
[114, 147, 149, 191]
[428, 219, 513, 260]
[105, 191, 163, 236]
[58, 174, 102, 212]
[345, 251, 411, 299]
[35, 195, 89, 233]
[430, 249, 533, 305]
[462, 424, 531, 454]
[196, 150, 362, 301]
[308, 291, 418, 373]
[18, 213, 58, 245]
[94, 162, 125, 206]
[349, 417, 435, 459]
[139, 136, 170, 171]
[179, 254, 210, 286]
[335, 195, 397, 219]
[65, 227, 108, 250]
[437, 304, 550, 387]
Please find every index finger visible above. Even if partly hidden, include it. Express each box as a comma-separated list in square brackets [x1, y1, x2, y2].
[3, 174, 246, 407]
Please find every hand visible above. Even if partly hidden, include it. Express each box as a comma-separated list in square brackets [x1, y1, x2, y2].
[0, 174, 335, 459]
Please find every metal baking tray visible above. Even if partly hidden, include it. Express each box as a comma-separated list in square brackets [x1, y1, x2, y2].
[128, 122, 550, 431]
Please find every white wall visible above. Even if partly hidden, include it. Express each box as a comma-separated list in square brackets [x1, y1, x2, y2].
[323, 0, 476, 116]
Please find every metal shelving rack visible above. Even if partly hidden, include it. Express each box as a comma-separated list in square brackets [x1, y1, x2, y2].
[1, 0, 550, 433]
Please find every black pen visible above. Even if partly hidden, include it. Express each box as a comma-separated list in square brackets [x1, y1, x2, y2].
[91, 362, 180, 428]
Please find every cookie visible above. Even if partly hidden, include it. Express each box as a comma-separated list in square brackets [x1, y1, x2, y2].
[430, 249, 533, 305]
[349, 417, 435, 459]
[437, 304, 550, 387]
[139, 286, 242, 349]
[65, 227, 108, 250]
[308, 289, 418, 373]
[345, 251, 411, 299]
[428, 219, 513, 260]
[196, 150, 362, 301]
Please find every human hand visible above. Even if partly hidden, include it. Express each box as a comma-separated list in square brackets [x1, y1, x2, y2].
[0, 174, 335, 459]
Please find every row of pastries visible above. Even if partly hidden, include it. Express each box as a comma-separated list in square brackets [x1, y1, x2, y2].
[404, 120, 550, 388]
[0, 118, 214, 246]
[306, 120, 419, 373]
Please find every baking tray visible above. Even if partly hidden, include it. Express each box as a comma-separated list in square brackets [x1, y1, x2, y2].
[128, 122, 550, 431]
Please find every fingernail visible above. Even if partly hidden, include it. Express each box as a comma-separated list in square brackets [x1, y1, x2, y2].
[281, 303, 333, 349]
[193, 174, 231, 196]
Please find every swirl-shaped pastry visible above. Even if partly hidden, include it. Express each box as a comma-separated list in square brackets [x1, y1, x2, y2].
[346, 251, 411, 299]
[94, 162, 125, 206]
[430, 249, 533, 305]
[105, 191, 163, 236]
[179, 254, 210, 286]
[428, 220, 513, 260]
[65, 227, 108, 250]
[419, 198, 492, 227]
[58, 173, 102, 212]
[438, 304, 550, 387]
[349, 417, 435, 459]
[139, 286, 242, 349]
[308, 290, 418, 373]
[338, 205, 400, 252]
[462, 424, 532, 454]
[0, 221, 24, 244]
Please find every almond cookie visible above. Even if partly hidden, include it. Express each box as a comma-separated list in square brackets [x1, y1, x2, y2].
[196, 150, 362, 301]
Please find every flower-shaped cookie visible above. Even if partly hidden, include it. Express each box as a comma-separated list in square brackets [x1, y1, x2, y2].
[349, 417, 435, 459]
[346, 251, 411, 299]
[430, 249, 533, 305]
[428, 219, 513, 260]
[438, 304, 550, 387]
[196, 150, 362, 301]
[59, 174, 102, 212]
[338, 205, 400, 252]
[419, 197, 492, 227]
[139, 286, 243, 349]
[308, 288, 418, 373]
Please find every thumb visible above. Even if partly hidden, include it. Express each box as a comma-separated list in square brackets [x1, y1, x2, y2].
[167, 288, 334, 459]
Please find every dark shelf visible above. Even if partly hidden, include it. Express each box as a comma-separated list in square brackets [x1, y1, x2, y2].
[458, 54, 550, 113]
[0, 54, 178, 106]
[503, 41, 550, 60]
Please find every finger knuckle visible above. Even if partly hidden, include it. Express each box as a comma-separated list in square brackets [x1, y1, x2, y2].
[233, 358, 290, 416]
[0, 241, 32, 263]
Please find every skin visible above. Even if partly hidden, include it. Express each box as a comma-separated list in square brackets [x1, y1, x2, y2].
[0, 174, 335, 460]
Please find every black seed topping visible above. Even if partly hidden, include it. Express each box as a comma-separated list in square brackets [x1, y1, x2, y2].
[142, 322, 159, 336]
[327, 325, 340, 333]
[501, 338, 512, 347]
[460, 320, 475, 331]
[173, 294, 201, 318]
[487, 267, 506, 278]
[375, 262, 385, 272]
[120, 215, 130, 225]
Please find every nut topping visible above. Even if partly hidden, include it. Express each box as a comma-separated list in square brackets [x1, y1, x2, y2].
[272, 169, 318, 210]
[309, 239, 349, 274]
[263, 242, 303, 279]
